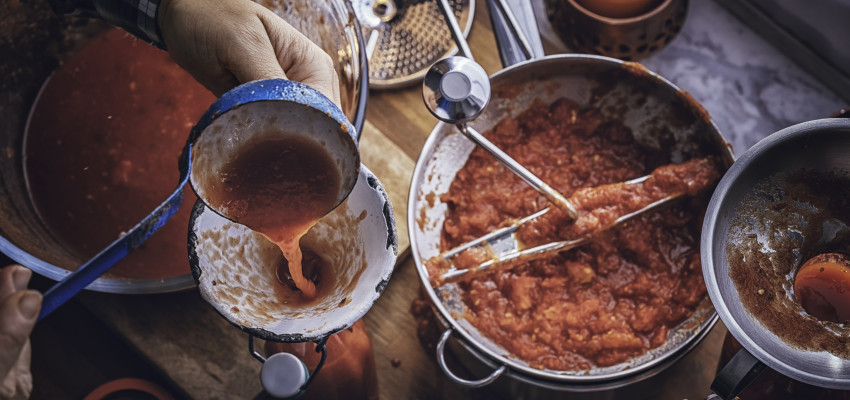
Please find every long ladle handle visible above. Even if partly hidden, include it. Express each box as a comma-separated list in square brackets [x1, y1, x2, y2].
[428, 0, 577, 219]
[458, 125, 578, 219]
[38, 163, 189, 320]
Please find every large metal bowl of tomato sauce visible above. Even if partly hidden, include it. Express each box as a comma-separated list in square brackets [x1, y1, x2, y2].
[0, 0, 367, 294]
[408, 55, 735, 393]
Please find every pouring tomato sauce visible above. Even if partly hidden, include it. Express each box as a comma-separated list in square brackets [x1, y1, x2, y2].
[202, 136, 341, 299]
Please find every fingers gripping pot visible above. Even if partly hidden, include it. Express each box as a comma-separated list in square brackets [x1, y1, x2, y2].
[185, 79, 398, 396]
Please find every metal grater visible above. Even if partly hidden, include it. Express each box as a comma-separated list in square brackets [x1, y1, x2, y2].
[352, 0, 474, 89]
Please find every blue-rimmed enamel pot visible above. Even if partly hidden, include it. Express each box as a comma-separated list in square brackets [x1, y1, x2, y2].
[186, 78, 397, 342]
[185, 79, 396, 396]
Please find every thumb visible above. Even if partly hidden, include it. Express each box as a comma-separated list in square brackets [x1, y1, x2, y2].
[0, 290, 40, 381]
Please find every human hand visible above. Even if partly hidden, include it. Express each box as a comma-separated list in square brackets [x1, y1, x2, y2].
[158, 0, 341, 105]
[0, 265, 41, 400]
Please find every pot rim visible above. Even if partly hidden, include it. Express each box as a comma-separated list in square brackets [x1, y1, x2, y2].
[439, 310, 719, 391]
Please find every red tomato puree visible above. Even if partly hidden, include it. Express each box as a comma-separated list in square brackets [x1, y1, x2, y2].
[24, 29, 216, 279]
[436, 98, 722, 370]
[202, 136, 341, 299]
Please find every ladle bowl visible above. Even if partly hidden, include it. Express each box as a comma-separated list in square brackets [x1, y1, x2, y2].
[186, 79, 395, 342]
[187, 79, 360, 222]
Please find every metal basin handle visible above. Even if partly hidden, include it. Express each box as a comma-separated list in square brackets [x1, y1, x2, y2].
[437, 328, 507, 388]
[710, 347, 766, 400]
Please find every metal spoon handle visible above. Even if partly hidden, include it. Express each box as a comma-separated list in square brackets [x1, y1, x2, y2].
[437, 0, 474, 60]
[439, 191, 686, 284]
[39, 172, 188, 321]
[458, 124, 578, 219]
[491, 0, 534, 60]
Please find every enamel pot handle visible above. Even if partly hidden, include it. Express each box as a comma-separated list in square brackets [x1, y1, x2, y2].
[436, 328, 506, 388]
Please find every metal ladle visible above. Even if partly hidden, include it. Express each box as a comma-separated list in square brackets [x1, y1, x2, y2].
[423, 0, 578, 219]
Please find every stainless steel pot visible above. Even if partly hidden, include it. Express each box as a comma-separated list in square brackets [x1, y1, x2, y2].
[0, 0, 368, 294]
[408, 2, 734, 391]
[702, 118, 850, 399]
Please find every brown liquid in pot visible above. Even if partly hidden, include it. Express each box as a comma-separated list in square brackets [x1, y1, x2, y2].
[727, 170, 850, 359]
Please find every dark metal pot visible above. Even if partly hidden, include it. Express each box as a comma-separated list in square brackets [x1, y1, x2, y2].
[702, 118, 850, 399]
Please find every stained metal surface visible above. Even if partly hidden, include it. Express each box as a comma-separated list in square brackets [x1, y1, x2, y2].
[353, 0, 474, 88]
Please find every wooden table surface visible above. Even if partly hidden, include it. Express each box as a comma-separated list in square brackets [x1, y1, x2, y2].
[77, 1, 727, 398]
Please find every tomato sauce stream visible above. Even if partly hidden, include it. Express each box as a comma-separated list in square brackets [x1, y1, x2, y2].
[205, 136, 341, 299]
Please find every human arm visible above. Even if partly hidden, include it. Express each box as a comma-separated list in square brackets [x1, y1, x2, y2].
[47, 0, 340, 103]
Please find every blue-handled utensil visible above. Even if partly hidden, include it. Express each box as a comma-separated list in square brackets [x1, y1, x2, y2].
[38, 79, 359, 321]
[38, 151, 191, 321]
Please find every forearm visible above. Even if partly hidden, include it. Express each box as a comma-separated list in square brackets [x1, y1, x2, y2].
[46, 0, 165, 49]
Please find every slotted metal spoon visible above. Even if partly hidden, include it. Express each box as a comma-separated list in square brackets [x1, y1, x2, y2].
[434, 174, 686, 284]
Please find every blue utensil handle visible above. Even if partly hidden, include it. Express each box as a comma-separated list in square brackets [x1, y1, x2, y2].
[38, 148, 192, 321]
